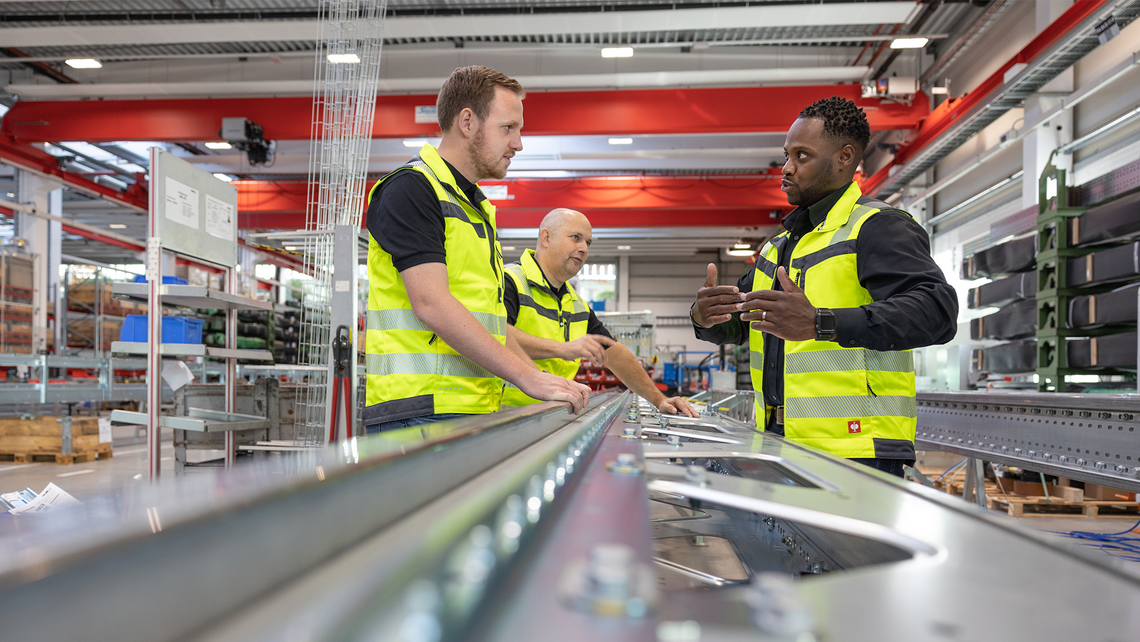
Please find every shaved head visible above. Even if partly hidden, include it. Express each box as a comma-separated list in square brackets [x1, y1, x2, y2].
[535, 208, 593, 289]
[539, 208, 589, 237]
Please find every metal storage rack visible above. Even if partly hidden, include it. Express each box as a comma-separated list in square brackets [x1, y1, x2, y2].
[108, 148, 273, 481]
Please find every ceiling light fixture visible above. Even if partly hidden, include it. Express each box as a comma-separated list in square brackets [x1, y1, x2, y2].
[403, 140, 430, 148]
[608, 138, 633, 145]
[327, 53, 361, 64]
[502, 246, 516, 251]
[213, 173, 235, 182]
[931, 86, 949, 95]
[617, 245, 631, 250]
[727, 248, 756, 257]
[65, 59, 102, 69]
[205, 142, 232, 150]
[890, 37, 929, 49]
[733, 243, 751, 249]
[601, 47, 634, 59]
[108, 223, 127, 229]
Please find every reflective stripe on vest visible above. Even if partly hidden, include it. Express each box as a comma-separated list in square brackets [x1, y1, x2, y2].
[501, 249, 591, 407]
[364, 143, 507, 426]
[749, 182, 918, 459]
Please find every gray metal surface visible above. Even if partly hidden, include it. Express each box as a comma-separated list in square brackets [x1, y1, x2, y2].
[3, 391, 1140, 641]
[112, 282, 272, 311]
[917, 391, 1140, 492]
[149, 148, 238, 269]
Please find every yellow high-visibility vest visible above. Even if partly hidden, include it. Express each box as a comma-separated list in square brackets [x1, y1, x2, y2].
[501, 249, 591, 406]
[364, 144, 508, 426]
[750, 182, 917, 459]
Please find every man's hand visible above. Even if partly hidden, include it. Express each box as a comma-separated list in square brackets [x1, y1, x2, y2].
[516, 371, 591, 414]
[657, 396, 699, 418]
[694, 263, 745, 328]
[562, 334, 616, 365]
[740, 267, 817, 341]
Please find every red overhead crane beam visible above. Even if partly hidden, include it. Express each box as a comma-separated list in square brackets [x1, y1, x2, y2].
[2, 85, 928, 142]
[238, 174, 792, 230]
[862, 0, 1109, 196]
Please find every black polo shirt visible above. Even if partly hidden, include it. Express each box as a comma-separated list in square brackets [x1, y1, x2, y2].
[365, 157, 486, 272]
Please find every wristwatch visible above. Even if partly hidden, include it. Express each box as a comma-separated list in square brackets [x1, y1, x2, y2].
[815, 308, 836, 341]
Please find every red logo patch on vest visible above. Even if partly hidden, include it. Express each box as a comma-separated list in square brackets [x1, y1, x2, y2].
[848, 420, 862, 434]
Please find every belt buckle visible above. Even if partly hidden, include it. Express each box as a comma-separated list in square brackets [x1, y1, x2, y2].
[775, 406, 784, 425]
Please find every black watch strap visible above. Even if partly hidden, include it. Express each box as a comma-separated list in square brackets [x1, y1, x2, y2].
[815, 308, 836, 341]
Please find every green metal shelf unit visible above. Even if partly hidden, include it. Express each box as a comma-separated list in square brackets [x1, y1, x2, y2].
[1034, 161, 1134, 391]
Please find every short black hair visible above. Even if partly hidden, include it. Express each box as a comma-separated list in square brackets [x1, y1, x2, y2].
[799, 97, 871, 155]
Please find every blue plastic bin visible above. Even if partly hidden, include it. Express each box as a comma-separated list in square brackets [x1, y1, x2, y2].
[120, 315, 204, 344]
[132, 275, 189, 285]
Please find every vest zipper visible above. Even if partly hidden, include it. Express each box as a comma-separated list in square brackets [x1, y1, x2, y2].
[429, 333, 438, 346]
[866, 381, 877, 397]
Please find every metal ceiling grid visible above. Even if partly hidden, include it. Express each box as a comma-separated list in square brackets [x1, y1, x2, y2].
[876, 0, 1140, 199]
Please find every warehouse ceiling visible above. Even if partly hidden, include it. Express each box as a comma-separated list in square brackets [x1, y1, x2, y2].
[0, 0, 991, 261]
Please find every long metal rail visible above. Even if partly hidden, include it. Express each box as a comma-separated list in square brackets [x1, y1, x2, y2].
[2, 391, 1140, 641]
[917, 391, 1140, 492]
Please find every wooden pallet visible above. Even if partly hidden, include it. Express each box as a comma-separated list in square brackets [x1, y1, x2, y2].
[0, 447, 112, 465]
[987, 494, 1140, 518]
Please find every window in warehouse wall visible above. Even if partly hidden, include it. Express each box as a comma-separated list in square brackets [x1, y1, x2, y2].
[572, 262, 616, 312]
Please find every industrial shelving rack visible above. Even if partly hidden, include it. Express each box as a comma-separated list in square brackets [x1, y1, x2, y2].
[108, 149, 274, 482]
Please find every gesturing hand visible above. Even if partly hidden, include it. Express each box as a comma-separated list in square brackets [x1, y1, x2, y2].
[740, 267, 817, 341]
[563, 334, 616, 366]
[693, 263, 745, 328]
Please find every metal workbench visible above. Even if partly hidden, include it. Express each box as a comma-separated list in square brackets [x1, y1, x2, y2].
[0, 390, 1137, 641]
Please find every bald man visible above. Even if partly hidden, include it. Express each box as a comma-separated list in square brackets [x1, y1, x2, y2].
[502, 209, 698, 417]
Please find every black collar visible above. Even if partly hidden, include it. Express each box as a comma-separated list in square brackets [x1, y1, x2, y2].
[441, 158, 487, 206]
[781, 182, 851, 232]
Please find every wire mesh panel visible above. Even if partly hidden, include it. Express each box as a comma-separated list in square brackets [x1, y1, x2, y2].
[595, 310, 656, 358]
[295, 0, 386, 446]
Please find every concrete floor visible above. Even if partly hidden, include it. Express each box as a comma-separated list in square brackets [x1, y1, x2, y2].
[0, 423, 225, 501]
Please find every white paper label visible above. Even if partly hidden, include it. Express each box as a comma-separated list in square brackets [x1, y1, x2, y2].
[335, 280, 350, 292]
[481, 184, 509, 201]
[205, 194, 235, 241]
[414, 105, 437, 123]
[9, 483, 81, 515]
[161, 360, 195, 392]
[98, 417, 112, 444]
[165, 177, 200, 229]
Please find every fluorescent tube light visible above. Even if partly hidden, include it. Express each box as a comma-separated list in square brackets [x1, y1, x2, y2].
[601, 47, 634, 58]
[890, 38, 929, 49]
[327, 53, 361, 64]
[65, 59, 102, 69]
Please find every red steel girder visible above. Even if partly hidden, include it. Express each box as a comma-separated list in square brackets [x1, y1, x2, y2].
[237, 175, 792, 230]
[862, 0, 1109, 195]
[0, 134, 147, 211]
[3, 85, 928, 143]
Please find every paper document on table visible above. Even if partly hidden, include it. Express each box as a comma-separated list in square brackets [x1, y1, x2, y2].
[8, 483, 81, 515]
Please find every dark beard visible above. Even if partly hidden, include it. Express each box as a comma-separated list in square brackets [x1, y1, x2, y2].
[468, 126, 506, 180]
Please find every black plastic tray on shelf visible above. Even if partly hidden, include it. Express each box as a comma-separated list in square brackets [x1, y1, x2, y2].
[969, 299, 1037, 341]
[1069, 189, 1140, 247]
[1067, 332, 1137, 369]
[966, 271, 1035, 309]
[972, 339, 1036, 374]
[960, 235, 1036, 280]
[1069, 282, 1140, 329]
[1066, 241, 1140, 287]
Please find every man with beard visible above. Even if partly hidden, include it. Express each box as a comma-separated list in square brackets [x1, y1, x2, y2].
[501, 208, 698, 418]
[364, 66, 590, 433]
[691, 96, 957, 476]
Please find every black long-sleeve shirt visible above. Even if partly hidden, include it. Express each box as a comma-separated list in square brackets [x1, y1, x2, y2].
[695, 182, 957, 420]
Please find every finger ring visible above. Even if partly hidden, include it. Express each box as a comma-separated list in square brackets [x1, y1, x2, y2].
[761, 310, 767, 322]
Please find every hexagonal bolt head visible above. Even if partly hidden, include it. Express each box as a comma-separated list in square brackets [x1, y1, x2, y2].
[589, 544, 634, 599]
